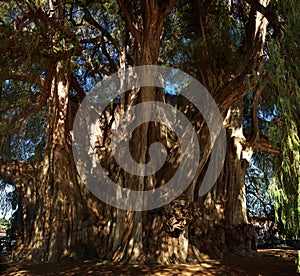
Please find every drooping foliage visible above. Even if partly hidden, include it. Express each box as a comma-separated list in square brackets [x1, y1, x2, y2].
[266, 0, 300, 241]
[263, 0, 300, 271]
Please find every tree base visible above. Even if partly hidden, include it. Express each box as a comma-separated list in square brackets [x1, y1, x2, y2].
[189, 222, 258, 262]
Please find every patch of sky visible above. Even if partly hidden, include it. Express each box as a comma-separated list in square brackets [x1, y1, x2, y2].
[0, 180, 17, 220]
[164, 79, 179, 95]
[258, 104, 279, 122]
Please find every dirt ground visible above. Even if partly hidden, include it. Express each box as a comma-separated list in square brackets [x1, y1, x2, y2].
[0, 249, 299, 276]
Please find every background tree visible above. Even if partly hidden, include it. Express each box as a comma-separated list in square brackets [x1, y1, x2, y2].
[245, 152, 275, 219]
[266, 0, 300, 271]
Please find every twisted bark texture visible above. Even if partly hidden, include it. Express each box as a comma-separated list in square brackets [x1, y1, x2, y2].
[0, 0, 281, 264]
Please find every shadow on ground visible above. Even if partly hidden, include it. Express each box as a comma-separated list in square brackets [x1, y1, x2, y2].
[0, 249, 298, 275]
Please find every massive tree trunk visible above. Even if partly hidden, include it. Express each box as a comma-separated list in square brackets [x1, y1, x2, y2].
[9, 60, 101, 262]
[0, 0, 182, 264]
[189, 100, 257, 260]
[97, 0, 185, 264]
[0, 59, 101, 262]
[0, 0, 278, 264]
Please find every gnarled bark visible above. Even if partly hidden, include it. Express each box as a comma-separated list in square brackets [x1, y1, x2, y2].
[0, 0, 279, 265]
[189, 100, 257, 260]
[10, 59, 100, 262]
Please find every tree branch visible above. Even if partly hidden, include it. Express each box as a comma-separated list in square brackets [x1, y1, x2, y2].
[0, 158, 38, 189]
[35, 7, 77, 41]
[0, 63, 56, 139]
[70, 74, 86, 102]
[252, 135, 280, 154]
[244, 0, 284, 37]
[7, 71, 45, 88]
[250, 74, 269, 142]
[160, 0, 179, 18]
[101, 40, 118, 74]
[116, 0, 141, 45]
[82, 7, 121, 55]
[246, 186, 270, 216]
[217, 74, 254, 111]
[217, 69, 268, 112]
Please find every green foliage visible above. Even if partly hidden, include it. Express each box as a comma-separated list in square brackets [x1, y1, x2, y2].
[161, 0, 247, 92]
[238, 0, 300, 267]
[0, 79, 47, 161]
[0, 217, 9, 227]
[267, 0, 300, 247]
[0, 2, 299, 268]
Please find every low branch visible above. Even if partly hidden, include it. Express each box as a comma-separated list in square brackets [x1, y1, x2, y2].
[0, 158, 38, 189]
[7, 71, 45, 88]
[252, 135, 280, 154]
[246, 187, 270, 216]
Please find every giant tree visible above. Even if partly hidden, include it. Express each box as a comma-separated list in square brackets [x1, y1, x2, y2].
[0, 0, 288, 264]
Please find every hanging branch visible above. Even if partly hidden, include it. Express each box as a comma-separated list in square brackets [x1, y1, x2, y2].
[82, 7, 121, 56]
[247, 73, 281, 154]
[250, 75, 268, 143]
[252, 136, 280, 154]
[0, 62, 56, 139]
